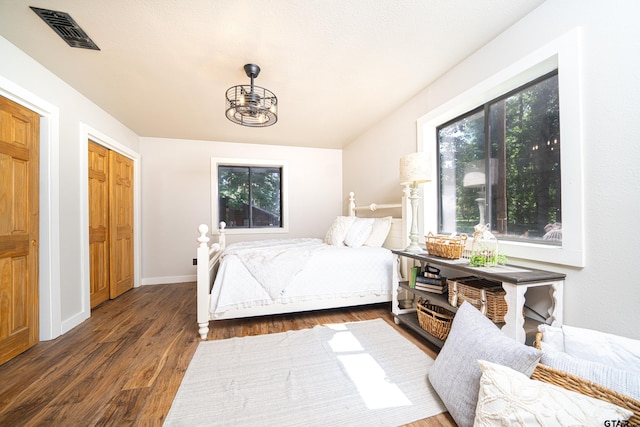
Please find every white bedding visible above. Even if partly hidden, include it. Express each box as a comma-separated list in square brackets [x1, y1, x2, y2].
[209, 239, 395, 317]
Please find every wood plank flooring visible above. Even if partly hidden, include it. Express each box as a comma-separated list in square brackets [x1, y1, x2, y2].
[0, 282, 455, 426]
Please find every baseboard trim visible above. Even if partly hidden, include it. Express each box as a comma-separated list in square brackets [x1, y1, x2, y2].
[140, 275, 196, 286]
[60, 310, 90, 337]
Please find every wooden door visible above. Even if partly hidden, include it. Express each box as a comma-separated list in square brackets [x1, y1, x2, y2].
[88, 141, 110, 308]
[0, 95, 39, 365]
[109, 150, 134, 298]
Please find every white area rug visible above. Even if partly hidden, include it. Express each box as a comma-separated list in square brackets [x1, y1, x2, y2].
[164, 318, 446, 426]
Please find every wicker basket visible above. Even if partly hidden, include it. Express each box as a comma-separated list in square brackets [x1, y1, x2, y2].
[447, 276, 507, 323]
[533, 333, 640, 423]
[425, 232, 468, 259]
[416, 299, 455, 341]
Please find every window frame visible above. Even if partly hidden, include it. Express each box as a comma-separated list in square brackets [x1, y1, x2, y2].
[436, 70, 561, 243]
[417, 28, 584, 267]
[211, 157, 289, 234]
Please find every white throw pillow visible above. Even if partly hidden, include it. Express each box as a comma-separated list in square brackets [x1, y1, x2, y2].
[540, 341, 640, 400]
[364, 216, 393, 247]
[343, 218, 374, 248]
[539, 324, 640, 375]
[324, 216, 355, 246]
[563, 325, 640, 375]
[474, 360, 633, 427]
[537, 324, 565, 352]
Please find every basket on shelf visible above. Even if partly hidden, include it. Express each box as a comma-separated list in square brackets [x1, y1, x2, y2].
[425, 232, 468, 259]
[416, 298, 455, 341]
[447, 276, 507, 323]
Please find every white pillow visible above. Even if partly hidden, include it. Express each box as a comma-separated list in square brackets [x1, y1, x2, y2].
[364, 216, 392, 247]
[540, 341, 640, 400]
[539, 324, 640, 375]
[343, 218, 374, 248]
[537, 324, 565, 351]
[324, 216, 355, 246]
[563, 325, 640, 375]
[474, 360, 633, 427]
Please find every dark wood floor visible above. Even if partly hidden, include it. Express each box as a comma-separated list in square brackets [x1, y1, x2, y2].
[0, 283, 455, 426]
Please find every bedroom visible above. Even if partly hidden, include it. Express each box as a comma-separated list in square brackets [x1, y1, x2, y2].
[0, 0, 639, 423]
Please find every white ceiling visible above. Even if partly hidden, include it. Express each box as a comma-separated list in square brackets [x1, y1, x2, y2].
[0, 0, 545, 149]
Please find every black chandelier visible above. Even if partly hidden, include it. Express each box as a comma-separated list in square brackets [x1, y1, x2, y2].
[225, 64, 278, 127]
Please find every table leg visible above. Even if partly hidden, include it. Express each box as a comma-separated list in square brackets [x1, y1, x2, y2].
[501, 282, 527, 343]
[547, 280, 564, 327]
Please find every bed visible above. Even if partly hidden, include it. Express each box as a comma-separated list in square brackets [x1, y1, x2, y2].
[195, 191, 410, 339]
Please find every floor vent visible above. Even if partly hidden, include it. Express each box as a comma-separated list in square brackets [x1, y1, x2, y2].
[30, 6, 100, 51]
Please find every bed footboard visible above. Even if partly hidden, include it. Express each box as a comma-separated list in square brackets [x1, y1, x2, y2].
[196, 222, 226, 339]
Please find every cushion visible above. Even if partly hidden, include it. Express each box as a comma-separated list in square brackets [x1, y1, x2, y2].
[540, 341, 640, 400]
[539, 324, 640, 375]
[564, 325, 640, 375]
[324, 216, 355, 246]
[537, 324, 565, 351]
[364, 216, 393, 247]
[474, 360, 633, 426]
[428, 302, 542, 427]
[344, 218, 374, 248]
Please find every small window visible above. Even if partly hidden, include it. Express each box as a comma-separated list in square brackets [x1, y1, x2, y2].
[218, 164, 283, 229]
[437, 71, 561, 245]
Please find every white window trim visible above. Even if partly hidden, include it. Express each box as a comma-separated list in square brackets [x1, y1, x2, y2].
[417, 28, 584, 267]
[211, 157, 289, 234]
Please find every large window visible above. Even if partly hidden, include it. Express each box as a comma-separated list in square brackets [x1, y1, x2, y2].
[419, 30, 584, 267]
[437, 71, 561, 245]
[213, 159, 287, 231]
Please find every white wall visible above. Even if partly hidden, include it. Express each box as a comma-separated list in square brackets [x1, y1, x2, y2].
[140, 137, 342, 284]
[343, 0, 640, 339]
[0, 36, 140, 339]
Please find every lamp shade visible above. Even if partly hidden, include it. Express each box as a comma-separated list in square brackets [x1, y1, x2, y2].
[400, 152, 431, 185]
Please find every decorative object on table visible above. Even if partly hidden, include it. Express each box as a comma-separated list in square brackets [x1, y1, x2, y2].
[416, 298, 455, 341]
[225, 63, 278, 127]
[400, 152, 431, 252]
[398, 297, 415, 309]
[447, 276, 507, 323]
[542, 222, 563, 241]
[468, 223, 506, 267]
[415, 266, 448, 294]
[425, 231, 468, 259]
[408, 265, 420, 288]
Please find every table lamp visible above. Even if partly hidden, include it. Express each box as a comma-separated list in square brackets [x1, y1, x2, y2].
[400, 152, 431, 252]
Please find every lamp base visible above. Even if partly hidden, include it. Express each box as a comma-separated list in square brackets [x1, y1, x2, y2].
[404, 243, 425, 253]
[404, 183, 425, 253]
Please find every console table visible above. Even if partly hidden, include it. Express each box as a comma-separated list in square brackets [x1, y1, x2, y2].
[392, 250, 566, 346]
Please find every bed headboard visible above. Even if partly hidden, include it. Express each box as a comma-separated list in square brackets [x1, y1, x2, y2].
[347, 189, 410, 250]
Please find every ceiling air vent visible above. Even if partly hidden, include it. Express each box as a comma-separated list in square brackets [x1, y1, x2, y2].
[30, 6, 100, 50]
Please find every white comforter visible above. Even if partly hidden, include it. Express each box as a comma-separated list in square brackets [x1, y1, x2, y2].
[209, 239, 395, 317]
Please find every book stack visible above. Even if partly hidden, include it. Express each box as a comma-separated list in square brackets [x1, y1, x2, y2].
[409, 265, 447, 294]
